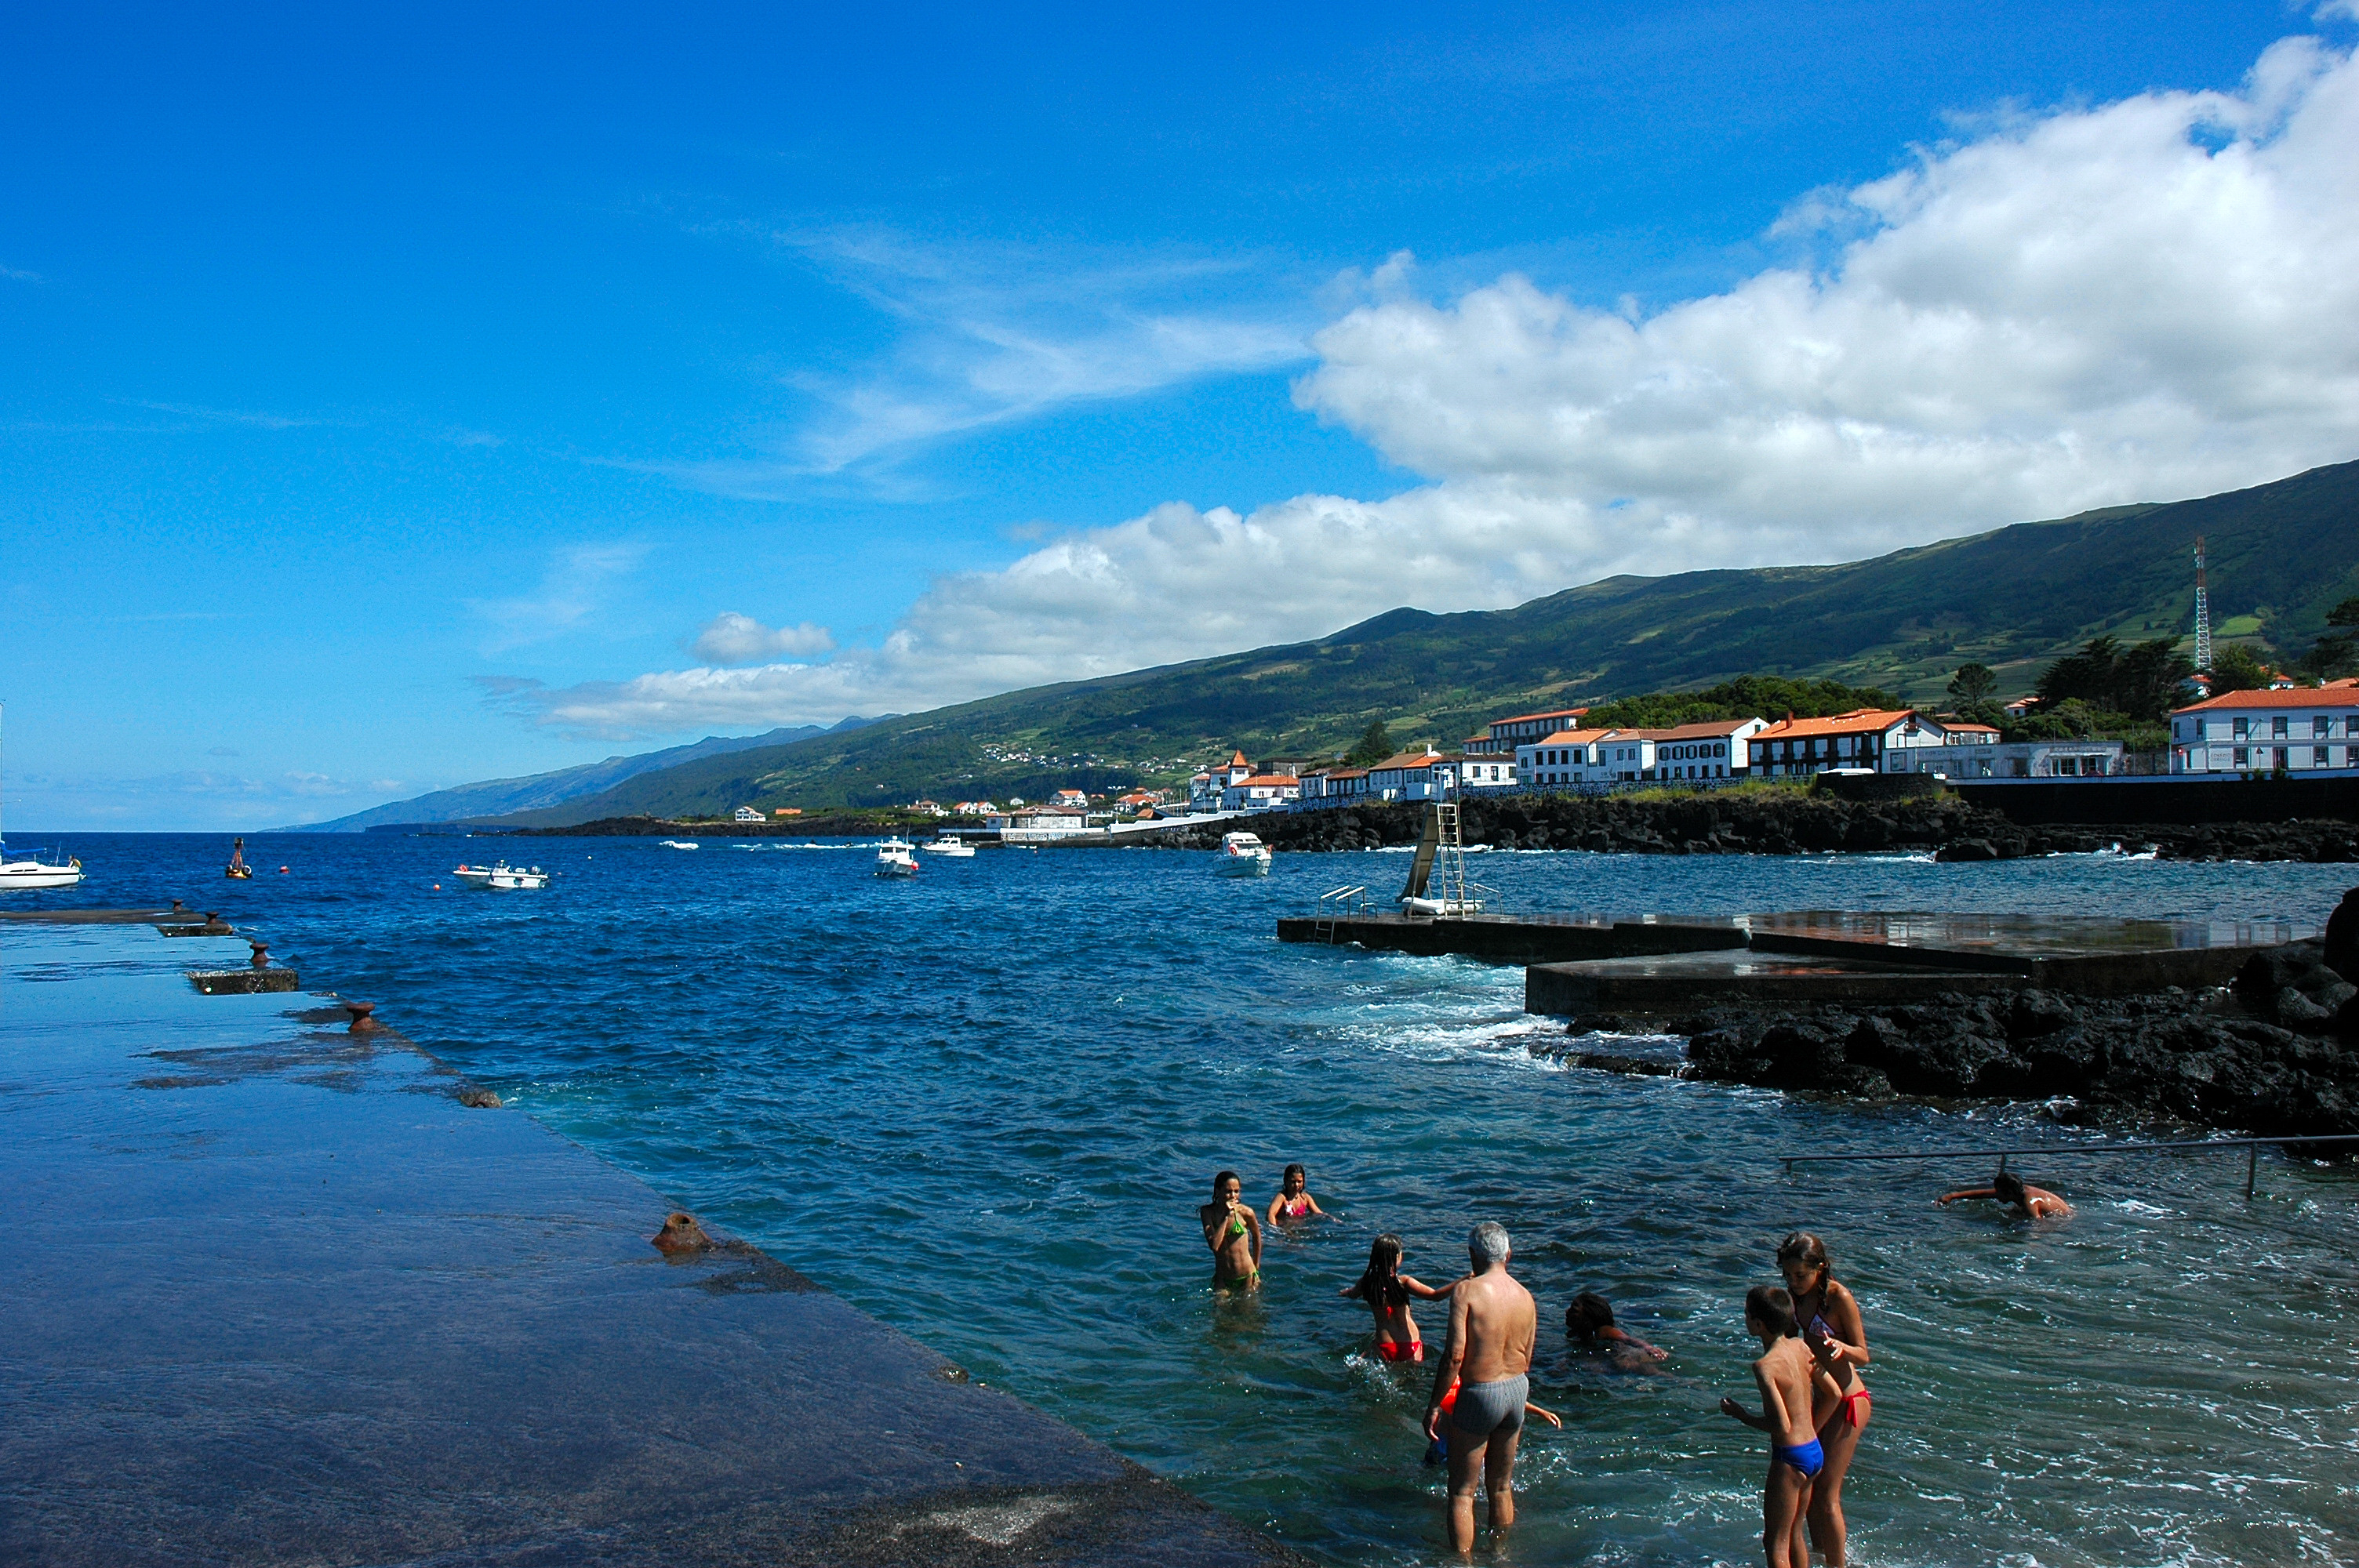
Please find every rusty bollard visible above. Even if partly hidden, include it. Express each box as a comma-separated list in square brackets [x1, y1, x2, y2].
[345, 1000, 383, 1034]
[248, 940, 271, 970]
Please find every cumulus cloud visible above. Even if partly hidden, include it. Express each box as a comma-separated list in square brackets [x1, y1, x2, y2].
[690, 612, 836, 664]
[512, 31, 2359, 736]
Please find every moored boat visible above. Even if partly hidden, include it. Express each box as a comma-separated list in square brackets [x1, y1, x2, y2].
[0, 703, 83, 891]
[1215, 831, 1272, 877]
[920, 834, 975, 858]
[875, 837, 920, 877]
[453, 862, 550, 891]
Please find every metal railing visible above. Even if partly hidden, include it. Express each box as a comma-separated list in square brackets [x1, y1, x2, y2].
[1778, 1133, 2359, 1200]
[1312, 884, 1372, 941]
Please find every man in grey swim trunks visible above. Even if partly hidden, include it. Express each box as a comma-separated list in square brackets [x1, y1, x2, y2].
[1424, 1221, 1539, 1553]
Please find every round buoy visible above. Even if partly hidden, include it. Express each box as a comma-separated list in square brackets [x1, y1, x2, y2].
[278, 866, 289, 874]
[433, 883, 442, 890]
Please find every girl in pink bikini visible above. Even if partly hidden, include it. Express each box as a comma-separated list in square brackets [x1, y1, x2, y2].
[1267, 1163, 1325, 1225]
[1339, 1232, 1449, 1361]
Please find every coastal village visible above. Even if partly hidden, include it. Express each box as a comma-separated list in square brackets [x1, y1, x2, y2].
[920, 675, 2359, 837]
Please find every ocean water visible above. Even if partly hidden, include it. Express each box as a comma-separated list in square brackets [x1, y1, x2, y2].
[24, 834, 2359, 1566]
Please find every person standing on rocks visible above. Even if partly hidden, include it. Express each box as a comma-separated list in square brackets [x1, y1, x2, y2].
[1939, 1171, 2073, 1219]
[1424, 1222, 1539, 1554]
[1777, 1232, 1872, 1568]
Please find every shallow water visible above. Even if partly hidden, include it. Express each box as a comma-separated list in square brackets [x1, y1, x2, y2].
[26, 836, 2359, 1565]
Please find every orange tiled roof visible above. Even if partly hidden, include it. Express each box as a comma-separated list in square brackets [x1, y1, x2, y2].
[1489, 706, 1590, 728]
[2176, 679, 2359, 713]
[1532, 727, 1617, 746]
[1753, 709, 1920, 740]
[1644, 719, 1764, 741]
[1233, 774, 1299, 787]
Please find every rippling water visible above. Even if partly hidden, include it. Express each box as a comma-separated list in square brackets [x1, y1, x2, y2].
[35, 835, 2359, 1565]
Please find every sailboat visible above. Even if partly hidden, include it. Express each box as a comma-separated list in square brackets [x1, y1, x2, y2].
[0, 702, 85, 891]
[1398, 801, 1484, 916]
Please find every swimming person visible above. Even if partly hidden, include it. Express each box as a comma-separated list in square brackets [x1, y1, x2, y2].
[1939, 1171, 2074, 1218]
[1565, 1291, 1670, 1363]
[1198, 1170, 1262, 1290]
[1777, 1231, 1871, 1568]
[1719, 1285, 1841, 1568]
[1423, 1222, 1538, 1555]
[1267, 1162, 1325, 1224]
[1339, 1232, 1450, 1361]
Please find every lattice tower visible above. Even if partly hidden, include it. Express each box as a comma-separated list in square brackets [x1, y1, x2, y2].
[2192, 535, 2212, 681]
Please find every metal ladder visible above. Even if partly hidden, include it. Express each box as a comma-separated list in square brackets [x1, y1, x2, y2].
[1314, 884, 1369, 942]
[1431, 803, 1470, 909]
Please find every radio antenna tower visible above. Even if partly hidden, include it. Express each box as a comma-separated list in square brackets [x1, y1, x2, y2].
[2192, 535, 2213, 681]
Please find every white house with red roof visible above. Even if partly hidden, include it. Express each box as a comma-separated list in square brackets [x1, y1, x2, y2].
[2170, 679, 2359, 773]
[1297, 766, 1369, 804]
[1747, 710, 1950, 777]
[1188, 749, 1259, 811]
[1219, 771, 1301, 811]
[1469, 706, 1590, 756]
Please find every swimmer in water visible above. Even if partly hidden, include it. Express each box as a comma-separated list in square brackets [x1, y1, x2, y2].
[1719, 1285, 1841, 1568]
[1565, 1291, 1670, 1363]
[1778, 1232, 1870, 1568]
[1340, 1232, 1450, 1361]
[1198, 1170, 1262, 1290]
[1938, 1171, 2073, 1219]
[1267, 1162, 1324, 1224]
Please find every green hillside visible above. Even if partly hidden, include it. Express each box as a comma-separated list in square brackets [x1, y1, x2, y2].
[494, 459, 2359, 825]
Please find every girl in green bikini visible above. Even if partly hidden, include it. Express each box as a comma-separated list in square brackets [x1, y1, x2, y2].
[1199, 1170, 1263, 1290]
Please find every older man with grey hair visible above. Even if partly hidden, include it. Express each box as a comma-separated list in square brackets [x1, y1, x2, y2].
[1425, 1221, 1541, 1553]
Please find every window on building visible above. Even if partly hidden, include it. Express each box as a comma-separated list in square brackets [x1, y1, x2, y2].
[2315, 717, 2332, 739]
[2315, 747, 2331, 765]
[2234, 717, 2249, 739]
[2234, 746, 2249, 766]
[2274, 716, 2290, 739]
[2346, 716, 2359, 736]
[2348, 746, 2359, 767]
[2274, 747, 2289, 769]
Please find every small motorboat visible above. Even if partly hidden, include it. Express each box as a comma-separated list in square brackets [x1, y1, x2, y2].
[659, 840, 700, 851]
[224, 837, 253, 879]
[1215, 831, 1272, 877]
[453, 862, 550, 890]
[0, 848, 82, 891]
[875, 837, 920, 877]
[920, 835, 975, 858]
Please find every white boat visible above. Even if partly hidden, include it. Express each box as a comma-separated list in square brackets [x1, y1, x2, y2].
[0, 702, 83, 891]
[875, 837, 920, 877]
[921, 835, 975, 858]
[452, 861, 549, 891]
[659, 840, 700, 851]
[1215, 831, 1272, 877]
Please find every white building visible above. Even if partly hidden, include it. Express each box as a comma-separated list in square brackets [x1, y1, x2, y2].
[1457, 755, 1518, 790]
[1748, 710, 1950, 778]
[1643, 718, 1768, 782]
[732, 805, 765, 823]
[1297, 766, 1369, 804]
[1190, 750, 1257, 811]
[2170, 680, 2359, 773]
[1516, 727, 1617, 788]
[1365, 748, 1460, 800]
[1468, 706, 1592, 757]
[1219, 773, 1301, 811]
[1909, 739, 2125, 777]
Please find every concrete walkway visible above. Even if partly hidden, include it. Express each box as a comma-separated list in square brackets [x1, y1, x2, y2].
[0, 920, 1303, 1567]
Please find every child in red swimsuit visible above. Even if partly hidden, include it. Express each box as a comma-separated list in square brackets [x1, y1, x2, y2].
[1267, 1163, 1325, 1224]
[1340, 1232, 1449, 1361]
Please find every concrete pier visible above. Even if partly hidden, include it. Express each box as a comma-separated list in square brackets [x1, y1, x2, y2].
[0, 919, 1300, 1567]
[1275, 910, 1747, 964]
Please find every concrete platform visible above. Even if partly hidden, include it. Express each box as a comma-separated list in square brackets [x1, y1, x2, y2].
[1745, 909, 2310, 995]
[0, 920, 1300, 1568]
[1276, 910, 1747, 964]
[1527, 949, 2019, 1015]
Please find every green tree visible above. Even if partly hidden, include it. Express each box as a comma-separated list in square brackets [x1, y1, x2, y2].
[1347, 720, 1394, 766]
[2299, 596, 2359, 680]
[1947, 663, 1997, 706]
[2208, 642, 2278, 693]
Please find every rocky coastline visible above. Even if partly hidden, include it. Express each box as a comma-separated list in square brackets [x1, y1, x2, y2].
[1154, 793, 2359, 862]
[1541, 889, 2359, 1139]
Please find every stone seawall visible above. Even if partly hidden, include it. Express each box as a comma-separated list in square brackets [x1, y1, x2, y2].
[1146, 794, 2359, 862]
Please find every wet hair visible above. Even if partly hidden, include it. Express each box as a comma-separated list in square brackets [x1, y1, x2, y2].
[1352, 1233, 1410, 1308]
[1470, 1221, 1510, 1265]
[1747, 1285, 1800, 1338]
[1282, 1163, 1307, 1188]
[1565, 1292, 1615, 1338]
[1993, 1171, 2029, 1206]
[1776, 1231, 1830, 1286]
[1213, 1170, 1240, 1195]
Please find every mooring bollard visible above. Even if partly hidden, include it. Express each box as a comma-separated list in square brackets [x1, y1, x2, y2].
[345, 1000, 383, 1034]
[248, 941, 271, 970]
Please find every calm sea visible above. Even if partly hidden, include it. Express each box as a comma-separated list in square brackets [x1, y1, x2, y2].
[27, 834, 2359, 1565]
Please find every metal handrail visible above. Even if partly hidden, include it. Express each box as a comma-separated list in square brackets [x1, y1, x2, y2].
[1778, 1133, 2359, 1200]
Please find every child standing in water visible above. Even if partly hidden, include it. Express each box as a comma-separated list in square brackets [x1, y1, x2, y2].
[1268, 1163, 1325, 1224]
[1718, 1286, 1840, 1568]
[1198, 1171, 1262, 1290]
[1339, 1233, 1449, 1361]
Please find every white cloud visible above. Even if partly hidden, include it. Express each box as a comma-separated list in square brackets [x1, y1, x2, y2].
[469, 542, 648, 652]
[9, 766, 402, 832]
[690, 611, 836, 664]
[511, 31, 2359, 736]
[663, 231, 1311, 495]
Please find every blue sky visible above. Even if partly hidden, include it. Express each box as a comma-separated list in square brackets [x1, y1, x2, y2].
[5, 2, 2354, 829]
